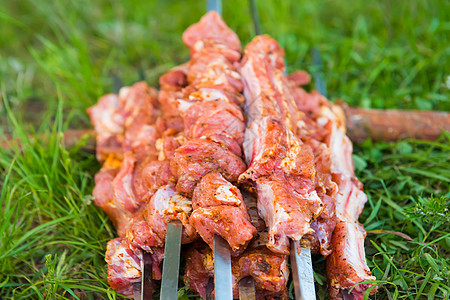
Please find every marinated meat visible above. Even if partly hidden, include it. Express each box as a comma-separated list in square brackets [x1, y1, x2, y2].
[190, 172, 256, 255]
[174, 11, 256, 254]
[170, 139, 246, 196]
[239, 36, 324, 253]
[89, 11, 377, 300]
[92, 156, 130, 236]
[289, 75, 377, 298]
[327, 221, 376, 300]
[182, 11, 241, 58]
[184, 239, 289, 300]
[87, 94, 125, 161]
[105, 238, 164, 297]
[126, 184, 198, 251]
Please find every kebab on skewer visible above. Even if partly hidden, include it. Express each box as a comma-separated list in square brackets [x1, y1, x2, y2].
[84, 10, 449, 300]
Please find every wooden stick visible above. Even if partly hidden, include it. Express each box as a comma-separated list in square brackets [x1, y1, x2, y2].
[1, 108, 448, 151]
[340, 103, 450, 143]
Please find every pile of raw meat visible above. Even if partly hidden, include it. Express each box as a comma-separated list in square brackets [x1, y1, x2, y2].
[88, 11, 377, 299]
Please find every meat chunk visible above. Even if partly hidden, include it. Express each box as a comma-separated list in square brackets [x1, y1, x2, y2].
[182, 11, 241, 58]
[256, 177, 322, 254]
[112, 152, 138, 213]
[190, 206, 255, 255]
[327, 221, 376, 300]
[192, 172, 247, 212]
[182, 100, 245, 144]
[170, 139, 246, 196]
[105, 238, 164, 298]
[333, 173, 367, 222]
[93, 152, 151, 237]
[126, 184, 198, 251]
[190, 172, 256, 254]
[309, 195, 337, 257]
[92, 157, 130, 236]
[158, 66, 188, 132]
[87, 94, 125, 161]
[87, 82, 160, 162]
[233, 246, 289, 299]
[291, 83, 377, 297]
[240, 117, 316, 184]
[238, 117, 323, 254]
[133, 159, 173, 203]
[183, 243, 214, 299]
[286, 70, 311, 86]
[240, 36, 299, 130]
[156, 135, 183, 161]
[188, 48, 243, 92]
[184, 240, 289, 300]
[105, 238, 141, 298]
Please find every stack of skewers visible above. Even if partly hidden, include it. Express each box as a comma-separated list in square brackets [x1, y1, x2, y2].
[84, 7, 449, 300]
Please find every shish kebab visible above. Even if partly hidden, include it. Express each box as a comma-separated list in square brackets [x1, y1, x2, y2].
[161, 3, 237, 300]
[84, 3, 444, 300]
[0, 4, 446, 300]
[90, 10, 362, 300]
[143, 2, 313, 299]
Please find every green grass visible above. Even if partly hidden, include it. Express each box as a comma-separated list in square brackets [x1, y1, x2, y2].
[0, 0, 449, 299]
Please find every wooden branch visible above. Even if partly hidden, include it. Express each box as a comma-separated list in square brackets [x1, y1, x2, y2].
[1, 108, 448, 151]
[340, 103, 450, 143]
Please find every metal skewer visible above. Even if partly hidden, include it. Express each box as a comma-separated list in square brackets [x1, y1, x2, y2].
[133, 251, 153, 300]
[290, 240, 316, 300]
[207, 0, 222, 15]
[249, 1, 317, 299]
[160, 221, 183, 300]
[159, 1, 235, 300]
[239, 276, 256, 300]
[214, 234, 233, 300]
[204, 2, 235, 300]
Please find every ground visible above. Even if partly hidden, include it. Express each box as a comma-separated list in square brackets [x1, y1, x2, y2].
[0, 0, 449, 299]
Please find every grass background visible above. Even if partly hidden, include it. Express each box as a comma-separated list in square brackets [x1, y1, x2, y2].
[1, 0, 449, 299]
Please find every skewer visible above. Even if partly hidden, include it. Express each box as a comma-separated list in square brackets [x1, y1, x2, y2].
[238, 276, 256, 300]
[160, 221, 183, 300]
[249, 1, 317, 298]
[159, 2, 235, 300]
[207, 0, 222, 16]
[3, 5, 448, 300]
[214, 234, 233, 300]
[205, 2, 235, 300]
[133, 251, 153, 300]
[290, 240, 316, 300]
